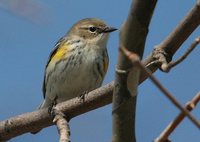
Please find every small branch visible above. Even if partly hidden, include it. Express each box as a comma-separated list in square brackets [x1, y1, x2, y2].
[163, 36, 200, 72]
[155, 92, 200, 142]
[154, 36, 200, 72]
[120, 47, 200, 128]
[52, 108, 70, 142]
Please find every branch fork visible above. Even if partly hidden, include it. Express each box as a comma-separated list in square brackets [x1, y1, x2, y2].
[151, 36, 200, 72]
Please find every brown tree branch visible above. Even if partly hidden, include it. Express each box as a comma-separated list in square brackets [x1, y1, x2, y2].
[0, 1, 200, 141]
[112, 0, 157, 142]
[155, 92, 200, 142]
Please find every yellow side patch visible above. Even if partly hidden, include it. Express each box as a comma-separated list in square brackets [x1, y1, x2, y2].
[51, 45, 68, 62]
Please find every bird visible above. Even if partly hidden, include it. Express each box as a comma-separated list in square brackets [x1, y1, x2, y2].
[39, 18, 117, 109]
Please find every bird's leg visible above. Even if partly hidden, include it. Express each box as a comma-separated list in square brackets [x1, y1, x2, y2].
[48, 96, 58, 116]
[79, 91, 89, 102]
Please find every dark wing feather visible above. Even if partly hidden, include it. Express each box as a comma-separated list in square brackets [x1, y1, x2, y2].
[42, 37, 66, 98]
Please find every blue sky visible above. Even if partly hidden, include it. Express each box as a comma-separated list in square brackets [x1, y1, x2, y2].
[0, 0, 200, 142]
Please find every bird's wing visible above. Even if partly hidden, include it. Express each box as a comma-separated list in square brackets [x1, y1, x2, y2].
[42, 37, 66, 98]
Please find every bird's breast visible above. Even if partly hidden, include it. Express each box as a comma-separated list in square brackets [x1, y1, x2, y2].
[46, 44, 108, 102]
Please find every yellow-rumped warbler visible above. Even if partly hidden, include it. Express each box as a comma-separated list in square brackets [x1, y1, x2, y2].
[39, 18, 116, 109]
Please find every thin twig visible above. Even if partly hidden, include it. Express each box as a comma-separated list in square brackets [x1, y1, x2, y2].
[155, 92, 200, 142]
[53, 108, 70, 142]
[161, 36, 200, 72]
[120, 47, 200, 129]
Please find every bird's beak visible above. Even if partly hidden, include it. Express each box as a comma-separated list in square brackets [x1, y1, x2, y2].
[103, 27, 117, 33]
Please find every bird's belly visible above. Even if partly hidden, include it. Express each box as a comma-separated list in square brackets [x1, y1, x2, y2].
[46, 54, 103, 103]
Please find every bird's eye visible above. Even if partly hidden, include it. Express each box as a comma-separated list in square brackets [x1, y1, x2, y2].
[89, 26, 97, 32]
